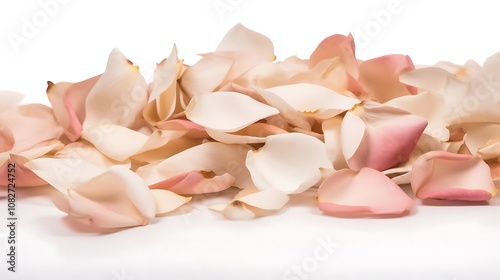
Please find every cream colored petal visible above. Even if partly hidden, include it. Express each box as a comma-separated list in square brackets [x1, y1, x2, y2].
[185, 91, 279, 132]
[53, 141, 131, 168]
[151, 189, 191, 215]
[206, 123, 287, 144]
[463, 123, 500, 156]
[180, 55, 233, 97]
[81, 125, 149, 161]
[83, 48, 147, 129]
[386, 91, 449, 141]
[246, 133, 333, 194]
[263, 83, 359, 119]
[216, 23, 274, 61]
[322, 116, 348, 169]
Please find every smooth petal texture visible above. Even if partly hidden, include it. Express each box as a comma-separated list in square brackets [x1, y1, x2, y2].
[151, 189, 191, 215]
[309, 34, 357, 76]
[53, 141, 131, 168]
[386, 91, 449, 141]
[399, 66, 452, 94]
[143, 45, 183, 125]
[82, 125, 149, 161]
[216, 23, 274, 62]
[322, 116, 348, 169]
[83, 49, 147, 129]
[246, 133, 333, 194]
[359, 54, 416, 103]
[137, 142, 254, 190]
[180, 55, 233, 97]
[463, 123, 500, 158]
[342, 101, 428, 171]
[411, 151, 497, 201]
[318, 168, 413, 216]
[262, 83, 360, 119]
[290, 58, 349, 93]
[185, 91, 279, 132]
[47, 75, 101, 141]
[148, 171, 235, 195]
[53, 165, 156, 228]
[206, 123, 287, 144]
[0, 104, 63, 154]
[210, 188, 289, 220]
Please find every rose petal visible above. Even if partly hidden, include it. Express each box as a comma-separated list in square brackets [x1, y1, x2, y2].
[47, 75, 100, 141]
[318, 167, 413, 216]
[150, 189, 191, 215]
[262, 83, 360, 119]
[83, 48, 147, 129]
[0, 91, 24, 114]
[411, 151, 497, 201]
[342, 101, 428, 171]
[216, 23, 274, 62]
[180, 55, 233, 97]
[246, 133, 333, 194]
[149, 171, 235, 195]
[359, 54, 416, 102]
[185, 91, 279, 132]
[206, 123, 287, 144]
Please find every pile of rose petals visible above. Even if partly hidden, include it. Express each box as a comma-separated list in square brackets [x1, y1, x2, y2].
[1, 23, 500, 229]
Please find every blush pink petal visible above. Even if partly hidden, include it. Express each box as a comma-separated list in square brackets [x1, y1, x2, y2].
[411, 151, 497, 201]
[47, 75, 101, 141]
[317, 168, 413, 216]
[0, 158, 47, 187]
[309, 34, 357, 76]
[137, 142, 254, 189]
[358, 54, 416, 103]
[1, 104, 63, 154]
[342, 101, 428, 171]
[206, 122, 288, 144]
[156, 119, 207, 139]
[149, 171, 234, 195]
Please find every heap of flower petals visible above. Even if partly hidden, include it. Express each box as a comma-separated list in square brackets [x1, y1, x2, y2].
[1, 24, 500, 229]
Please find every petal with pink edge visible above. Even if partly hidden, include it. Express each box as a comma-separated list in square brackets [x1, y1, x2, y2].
[317, 168, 413, 216]
[411, 151, 497, 201]
[342, 101, 427, 171]
[246, 133, 333, 194]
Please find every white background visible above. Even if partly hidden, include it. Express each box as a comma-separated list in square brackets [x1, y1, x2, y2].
[1, 0, 500, 279]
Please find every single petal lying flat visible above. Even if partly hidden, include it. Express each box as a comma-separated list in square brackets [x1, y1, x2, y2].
[185, 91, 279, 132]
[246, 133, 333, 194]
[318, 168, 413, 216]
[411, 151, 497, 201]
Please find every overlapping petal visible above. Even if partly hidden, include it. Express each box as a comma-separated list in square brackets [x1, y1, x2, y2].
[246, 133, 333, 194]
[341, 101, 428, 171]
[318, 167, 413, 216]
[210, 188, 289, 219]
[411, 151, 497, 201]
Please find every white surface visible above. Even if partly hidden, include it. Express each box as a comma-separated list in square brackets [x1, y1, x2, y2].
[1, 0, 500, 279]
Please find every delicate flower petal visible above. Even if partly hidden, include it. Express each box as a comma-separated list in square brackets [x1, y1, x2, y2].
[246, 133, 333, 194]
[185, 91, 279, 132]
[143, 45, 183, 125]
[54, 165, 156, 228]
[180, 55, 233, 97]
[322, 116, 348, 169]
[150, 189, 191, 215]
[206, 123, 287, 144]
[399, 66, 452, 94]
[386, 91, 449, 141]
[309, 34, 357, 76]
[411, 151, 497, 201]
[210, 188, 289, 220]
[149, 171, 235, 195]
[81, 125, 149, 161]
[318, 168, 413, 216]
[262, 83, 360, 119]
[463, 123, 500, 157]
[83, 49, 147, 129]
[342, 101, 428, 171]
[137, 142, 254, 189]
[216, 23, 274, 62]
[47, 75, 100, 141]
[0, 104, 63, 153]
